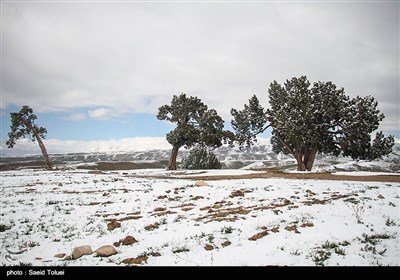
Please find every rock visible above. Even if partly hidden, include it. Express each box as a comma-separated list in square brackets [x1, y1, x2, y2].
[95, 245, 117, 257]
[377, 194, 385, 199]
[195, 180, 208, 187]
[107, 220, 121, 231]
[71, 245, 93, 260]
[122, 236, 138, 246]
[54, 253, 66, 258]
[113, 241, 121, 247]
[204, 244, 214, 251]
[122, 256, 148, 265]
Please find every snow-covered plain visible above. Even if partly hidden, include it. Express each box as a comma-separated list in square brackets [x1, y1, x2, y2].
[1, 169, 399, 266]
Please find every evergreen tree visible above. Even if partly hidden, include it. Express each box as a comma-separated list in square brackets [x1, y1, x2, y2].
[157, 93, 232, 170]
[6, 105, 53, 170]
[182, 145, 222, 170]
[231, 76, 394, 171]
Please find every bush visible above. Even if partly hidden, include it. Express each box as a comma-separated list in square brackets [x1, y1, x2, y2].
[182, 146, 222, 170]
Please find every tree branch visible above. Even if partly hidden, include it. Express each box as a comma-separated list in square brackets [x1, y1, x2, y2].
[246, 124, 271, 139]
[275, 129, 295, 157]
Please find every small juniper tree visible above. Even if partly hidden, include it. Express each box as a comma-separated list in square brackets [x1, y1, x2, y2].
[182, 145, 222, 170]
[6, 105, 53, 170]
[231, 76, 394, 171]
[157, 93, 233, 170]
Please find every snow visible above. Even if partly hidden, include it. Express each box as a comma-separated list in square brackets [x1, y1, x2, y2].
[1, 169, 399, 266]
[241, 162, 268, 170]
[333, 172, 400, 176]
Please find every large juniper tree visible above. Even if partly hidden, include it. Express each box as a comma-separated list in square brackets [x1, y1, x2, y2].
[231, 76, 394, 171]
[157, 93, 232, 170]
[6, 105, 53, 170]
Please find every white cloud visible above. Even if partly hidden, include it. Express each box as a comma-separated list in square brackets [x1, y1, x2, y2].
[88, 108, 114, 120]
[2, 2, 398, 130]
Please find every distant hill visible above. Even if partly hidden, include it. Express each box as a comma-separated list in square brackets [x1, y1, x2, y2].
[1, 138, 399, 172]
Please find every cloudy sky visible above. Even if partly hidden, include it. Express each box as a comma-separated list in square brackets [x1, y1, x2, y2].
[1, 0, 399, 155]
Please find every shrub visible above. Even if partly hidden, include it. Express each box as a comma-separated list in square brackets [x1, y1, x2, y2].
[182, 145, 221, 170]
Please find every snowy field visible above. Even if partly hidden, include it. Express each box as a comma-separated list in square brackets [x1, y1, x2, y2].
[1, 169, 399, 266]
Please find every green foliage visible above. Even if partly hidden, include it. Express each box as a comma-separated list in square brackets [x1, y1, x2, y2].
[385, 217, 396, 226]
[221, 226, 234, 234]
[334, 247, 346, 256]
[172, 246, 190, 254]
[322, 241, 339, 250]
[6, 105, 47, 148]
[231, 76, 394, 171]
[231, 95, 267, 149]
[0, 224, 11, 232]
[182, 145, 222, 170]
[311, 250, 331, 266]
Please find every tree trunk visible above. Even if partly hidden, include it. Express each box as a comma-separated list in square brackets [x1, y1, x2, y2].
[35, 134, 52, 170]
[305, 148, 317, 171]
[295, 148, 305, 171]
[23, 121, 52, 170]
[303, 148, 312, 171]
[167, 146, 179, 170]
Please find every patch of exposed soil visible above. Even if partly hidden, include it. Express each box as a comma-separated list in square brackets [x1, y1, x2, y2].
[144, 222, 160, 231]
[249, 230, 269, 241]
[229, 190, 244, 198]
[194, 206, 251, 223]
[300, 223, 314, 228]
[107, 220, 121, 231]
[150, 210, 177, 217]
[285, 225, 301, 234]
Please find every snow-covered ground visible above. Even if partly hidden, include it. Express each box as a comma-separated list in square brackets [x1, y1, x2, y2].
[333, 172, 400, 177]
[1, 169, 399, 266]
